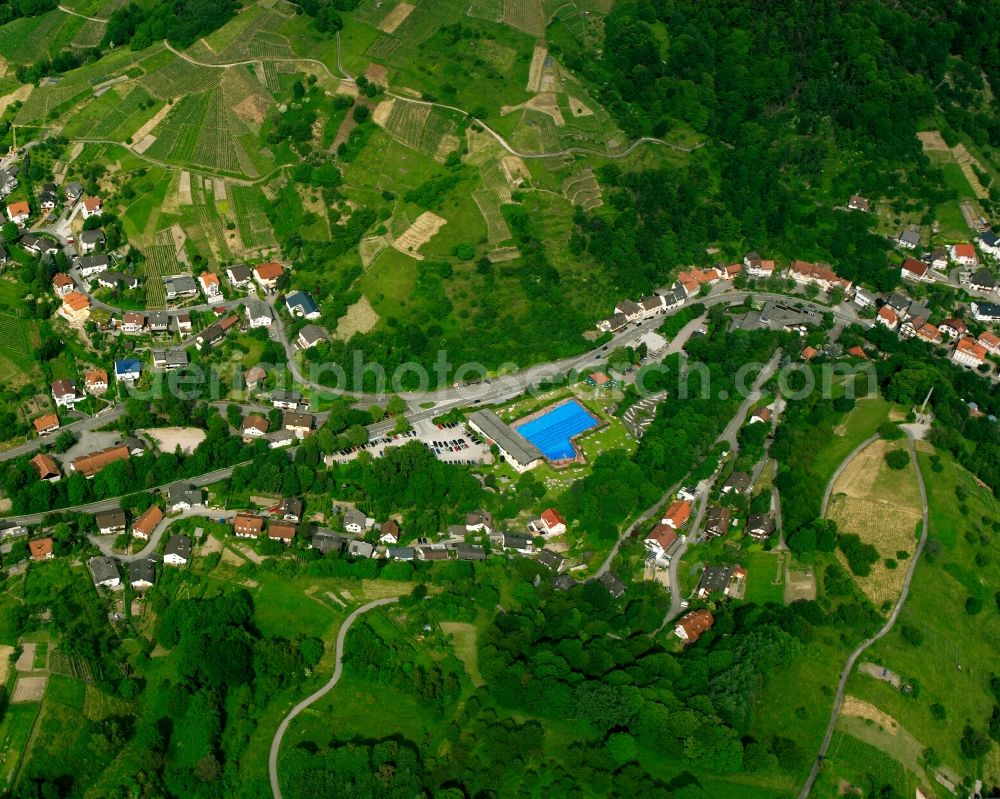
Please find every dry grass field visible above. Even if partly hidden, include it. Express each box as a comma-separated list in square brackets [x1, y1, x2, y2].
[392, 210, 447, 258]
[826, 440, 922, 610]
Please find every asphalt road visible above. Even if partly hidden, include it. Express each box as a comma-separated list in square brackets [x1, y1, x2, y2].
[2, 463, 250, 526]
[268, 597, 399, 799]
[0, 404, 124, 463]
[88, 508, 237, 563]
[797, 434, 929, 798]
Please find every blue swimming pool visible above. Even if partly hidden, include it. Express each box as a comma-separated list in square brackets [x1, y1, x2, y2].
[516, 400, 600, 460]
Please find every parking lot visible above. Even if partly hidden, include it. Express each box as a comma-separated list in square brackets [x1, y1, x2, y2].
[324, 419, 490, 467]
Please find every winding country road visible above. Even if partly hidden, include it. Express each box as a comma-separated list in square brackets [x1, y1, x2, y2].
[798, 434, 930, 798]
[160, 41, 704, 162]
[268, 596, 399, 799]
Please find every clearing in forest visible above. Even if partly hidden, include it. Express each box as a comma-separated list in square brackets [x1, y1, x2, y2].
[825, 439, 922, 610]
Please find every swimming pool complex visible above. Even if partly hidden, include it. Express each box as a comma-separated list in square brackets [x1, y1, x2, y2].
[515, 400, 600, 461]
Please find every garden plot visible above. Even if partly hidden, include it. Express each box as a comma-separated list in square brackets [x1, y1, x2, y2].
[502, 0, 544, 35]
[11, 675, 47, 704]
[826, 439, 922, 611]
[392, 211, 447, 259]
[14, 80, 89, 124]
[473, 38, 515, 70]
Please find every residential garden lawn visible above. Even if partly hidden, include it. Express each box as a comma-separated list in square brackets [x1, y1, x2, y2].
[835, 445, 1000, 786]
[741, 549, 785, 605]
[936, 200, 971, 240]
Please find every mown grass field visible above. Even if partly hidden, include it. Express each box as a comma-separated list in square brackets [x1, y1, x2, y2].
[826, 439, 922, 610]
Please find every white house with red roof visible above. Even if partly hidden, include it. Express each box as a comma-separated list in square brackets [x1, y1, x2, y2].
[953, 337, 987, 369]
[198, 272, 221, 300]
[950, 243, 978, 267]
[52, 273, 74, 297]
[788, 260, 852, 292]
[253, 261, 284, 290]
[978, 330, 1000, 355]
[81, 196, 102, 219]
[531, 508, 567, 537]
[644, 524, 678, 561]
[900, 257, 932, 283]
[6, 201, 29, 226]
[877, 306, 899, 329]
[938, 318, 967, 339]
[661, 499, 692, 530]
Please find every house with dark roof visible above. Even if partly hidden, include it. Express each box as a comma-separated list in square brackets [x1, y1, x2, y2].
[167, 483, 202, 512]
[129, 559, 155, 590]
[501, 532, 533, 555]
[454, 542, 486, 561]
[721, 471, 751, 495]
[282, 497, 303, 522]
[696, 565, 736, 598]
[599, 571, 626, 599]
[313, 531, 345, 555]
[296, 324, 329, 350]
[347, 540, 375, 559]
[703, 506, 731, 538]
[745, 514, 774, 541]
[285, 291, 321, 320]
[468, 410, 543, 473]
[164, 535, 191, 566]
[537, 549, 565, 572]
[95, 509, 126, 535]
[379, 519, 401, 544]
[88, 556, 121, 588]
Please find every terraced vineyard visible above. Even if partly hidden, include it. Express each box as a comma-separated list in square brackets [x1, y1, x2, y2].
[14, 81, 90, 125]
[141, 233, 178, 309]
[86, 86, 156, 139]
[229, 184, 277, 252]
[141, 57, 224, 99]
[0, 10, 84, 65]
[0, 312, 31, 364]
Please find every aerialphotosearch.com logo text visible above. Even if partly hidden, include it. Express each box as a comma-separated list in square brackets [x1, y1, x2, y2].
[119, 349, 879, 405]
